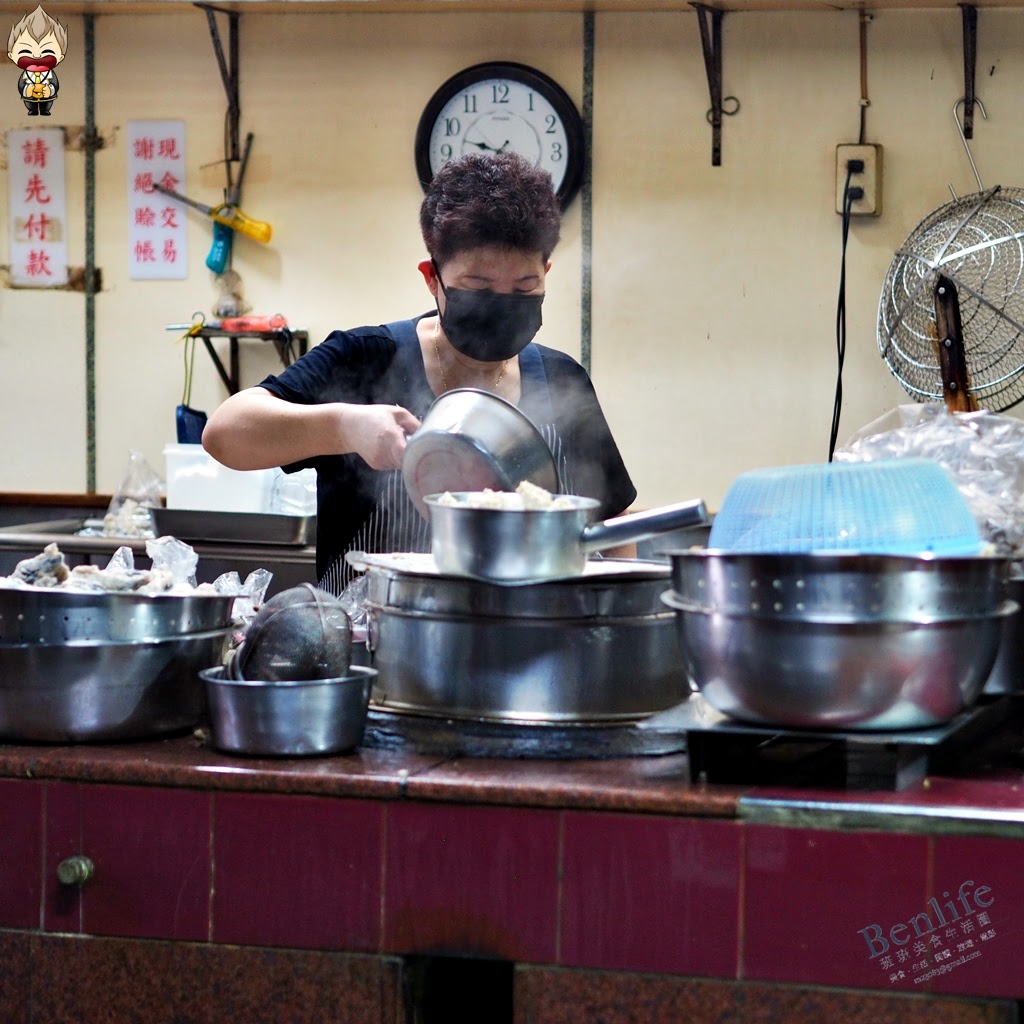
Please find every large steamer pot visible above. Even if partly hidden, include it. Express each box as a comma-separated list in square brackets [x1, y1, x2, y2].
[364, 562, 688, 723]
[664, 550, 1014, 731]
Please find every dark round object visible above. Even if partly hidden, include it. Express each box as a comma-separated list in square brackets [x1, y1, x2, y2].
[238, 584, 352, 682]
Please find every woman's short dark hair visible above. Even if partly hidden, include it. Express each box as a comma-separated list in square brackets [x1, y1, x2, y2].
[420, 153, 562, 267]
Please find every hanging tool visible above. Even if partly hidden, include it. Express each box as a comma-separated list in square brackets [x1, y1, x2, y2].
[934, 275, 979, 413]
[152, 181, 272, 244]
[948, 96, 988, 200]
[207, 131, 256, 274]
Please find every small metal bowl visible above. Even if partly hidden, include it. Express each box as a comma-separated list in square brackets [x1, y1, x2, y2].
[662, 550, 1016, 731]
[201, 665, 376, 757]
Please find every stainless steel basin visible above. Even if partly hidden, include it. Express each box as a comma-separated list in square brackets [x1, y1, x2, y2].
[663, 550, 1015, 731]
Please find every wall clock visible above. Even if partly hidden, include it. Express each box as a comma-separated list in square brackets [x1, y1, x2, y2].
[414, 62, 585, 210]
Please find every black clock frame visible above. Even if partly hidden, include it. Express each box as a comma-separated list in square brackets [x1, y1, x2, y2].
[414, 61, 585, 211]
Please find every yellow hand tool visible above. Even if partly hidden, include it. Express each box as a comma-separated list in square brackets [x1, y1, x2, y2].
[152, 182, 272, 244]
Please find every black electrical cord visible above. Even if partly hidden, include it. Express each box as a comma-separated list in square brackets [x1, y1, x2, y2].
[830, 169, 860, 462]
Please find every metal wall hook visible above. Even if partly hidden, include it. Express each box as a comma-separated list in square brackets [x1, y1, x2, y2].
[693, 3, 732, 167]
[949, 96, 988, 199]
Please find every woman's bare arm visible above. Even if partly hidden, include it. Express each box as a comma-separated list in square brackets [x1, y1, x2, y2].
[202, 387, 420, 472]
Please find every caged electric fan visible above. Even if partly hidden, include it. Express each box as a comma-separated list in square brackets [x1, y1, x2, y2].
[877, 100, 1024, 413]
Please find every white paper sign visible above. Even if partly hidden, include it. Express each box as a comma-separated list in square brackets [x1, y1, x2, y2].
[127, 119, 187, 280]
[6, 128, 68, 288]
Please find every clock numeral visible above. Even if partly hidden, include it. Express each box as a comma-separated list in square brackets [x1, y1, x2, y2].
[440, 143, 453, 160]
[444, 117, 461, 137]
[491, 83, 510, 104]
[544, 114, 558, 135]
[463, 94, 478, 114]
[527, 92, 535, 112]
[550, 142, 564, 162]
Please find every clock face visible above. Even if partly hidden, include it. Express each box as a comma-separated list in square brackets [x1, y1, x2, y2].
[415, 63, 585, 209]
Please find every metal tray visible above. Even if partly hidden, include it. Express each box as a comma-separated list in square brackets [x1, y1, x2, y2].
[151, 508, 316, 546]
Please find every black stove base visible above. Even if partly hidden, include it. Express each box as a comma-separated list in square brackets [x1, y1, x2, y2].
[362, 705, 688, 760]
[682, 695, 1023, 791]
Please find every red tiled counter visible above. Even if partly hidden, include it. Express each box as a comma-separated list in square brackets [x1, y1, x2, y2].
[1, 729, 1023, 1023]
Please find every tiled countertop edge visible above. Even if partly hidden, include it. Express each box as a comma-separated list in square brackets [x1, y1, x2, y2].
[738, 794, 1024, 839]
[0, 738, 741, 816]
[3, 735, 1023, 833]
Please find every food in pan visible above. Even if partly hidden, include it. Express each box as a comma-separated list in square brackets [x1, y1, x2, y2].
[436, 481, 577, 511]
[9, 543, 70, 587]
[2, 542, 220, 596]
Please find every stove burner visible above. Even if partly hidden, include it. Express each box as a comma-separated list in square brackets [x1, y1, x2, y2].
[680, 694, 1022, 791]
[362, 705, 687, 759]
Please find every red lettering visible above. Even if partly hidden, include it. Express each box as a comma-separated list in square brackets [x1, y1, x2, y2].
[157, 137, 181, 160]
[24, 249, 53, 276]
[23, 173, 51, 204]
[156, 170, 180, 193]
[23, 212, 53, 241]
[21, 137, 49, 168]
[133, 240, 157, 263]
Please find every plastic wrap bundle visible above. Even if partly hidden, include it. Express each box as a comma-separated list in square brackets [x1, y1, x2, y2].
[836, 404, 1024, 562]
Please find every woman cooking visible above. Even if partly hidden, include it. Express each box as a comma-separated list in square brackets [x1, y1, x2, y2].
[202, 152, 637, 594]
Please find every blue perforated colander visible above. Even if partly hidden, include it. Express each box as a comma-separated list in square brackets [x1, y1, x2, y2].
[709, 458, 983, 556]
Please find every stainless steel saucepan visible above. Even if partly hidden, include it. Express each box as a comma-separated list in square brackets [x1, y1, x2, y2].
[424, 494, 709, 582]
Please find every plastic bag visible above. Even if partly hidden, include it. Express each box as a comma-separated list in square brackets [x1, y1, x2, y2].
[146, 535, 200, 588]
[836, 404, 1024, 559]
[213, 567, 274, 625]
[100, 450, 162, 538]
[337, 572, 371, 657]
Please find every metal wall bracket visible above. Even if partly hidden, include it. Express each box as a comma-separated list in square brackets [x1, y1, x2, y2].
[960, 3, 978, 139]
[194, 2, 240, 161]
[693, 3, 737, 167]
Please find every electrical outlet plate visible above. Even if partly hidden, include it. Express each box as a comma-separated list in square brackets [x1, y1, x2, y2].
[835, 143, 883, 216]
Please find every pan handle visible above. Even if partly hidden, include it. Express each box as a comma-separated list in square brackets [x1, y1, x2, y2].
[580, 499, 709, 554]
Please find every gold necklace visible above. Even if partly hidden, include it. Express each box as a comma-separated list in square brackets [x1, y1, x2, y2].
[432, 318, 508, 394]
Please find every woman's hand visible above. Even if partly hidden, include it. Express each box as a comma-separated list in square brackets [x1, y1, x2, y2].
[340, 404, 420, 470]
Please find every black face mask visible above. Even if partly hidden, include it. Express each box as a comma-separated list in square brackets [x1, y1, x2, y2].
[435, 265, 544, 362]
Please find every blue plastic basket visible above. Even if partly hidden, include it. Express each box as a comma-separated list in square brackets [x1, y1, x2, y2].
[709, 458, 983, 556]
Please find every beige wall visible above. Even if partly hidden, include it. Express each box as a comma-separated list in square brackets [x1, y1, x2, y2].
[2, 6, 1023, 510]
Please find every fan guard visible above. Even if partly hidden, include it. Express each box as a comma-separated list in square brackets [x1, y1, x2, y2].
[877, 185, 1024, 412]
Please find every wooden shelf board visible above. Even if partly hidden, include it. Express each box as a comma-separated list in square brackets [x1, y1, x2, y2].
[4, 0, 1023, 15]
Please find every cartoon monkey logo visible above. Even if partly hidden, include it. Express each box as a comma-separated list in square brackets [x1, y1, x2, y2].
[7, 6, 67, 116]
